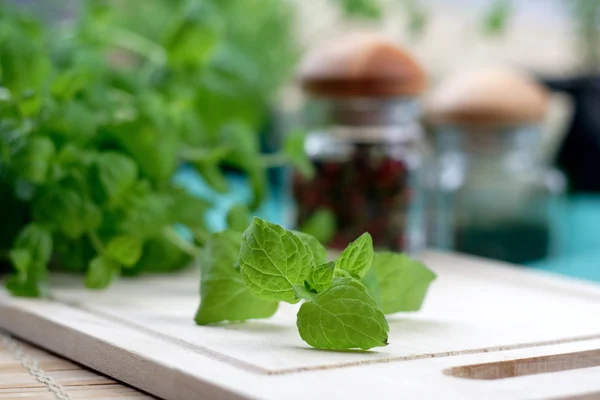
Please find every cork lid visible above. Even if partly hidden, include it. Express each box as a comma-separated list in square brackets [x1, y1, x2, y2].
[299, 33, 427, 98]
[425, 67, 550, 127]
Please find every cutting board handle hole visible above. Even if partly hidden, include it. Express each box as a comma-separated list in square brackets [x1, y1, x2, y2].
[444, 349, 600, 380]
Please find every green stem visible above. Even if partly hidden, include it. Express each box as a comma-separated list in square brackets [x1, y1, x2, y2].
[92, 24, 167, 80]
[87, 231, 105, 256]
[101, 26, 167, 67]
[191, 228, 210, 247]
[163, 226, 201, 258]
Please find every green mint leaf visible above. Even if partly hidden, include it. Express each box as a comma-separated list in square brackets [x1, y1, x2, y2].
[239, 217, 313, 303]
[53, 236, 94, 273]
[109, 118, 179, 185]
[306, 261, 335, 293]
[296, 277, 389, 350]
[168, 188, 210, 230]
[6, 225, 50, 297]
[194, 163, 229, 193]
[90, 152, 138, 207]
[8, 248, 31, 274]
[283, 130, 315, 179]
[299, 209, 336, 244]
[219, 122, 266, 209]
[12, 136, 55, 184]
[184, 146, 231, 193]
[51, 70, 92, 101]
[46, 101, 98, 145]
[361, 266, 382, 305]
[13, 224, 53, 268]
[106, 235, 143, 267]
[5, 272, 46, 297]
[293, 284, 317, 302]
[226, 204, 251, 233]
[129, 233, 192, 275]
[163, 3, 220, 68]
[293, 231, 327, 266]
[120, 192, 170, 238]
[18, 90, 41, 118]
[336, 232, 374, 279]
[85, 256, 121, 290]
[333, 268, 352, 279]
[369, 252, 436, 314]
[247, 166, 267, 210]
[195, 230, 278, 325]
[33, 185, 102, 239]
[220, 122, 260, 171]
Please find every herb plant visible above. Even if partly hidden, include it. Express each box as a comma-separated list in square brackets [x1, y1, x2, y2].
[0, 0, 326, 296]
[195, 217, 436, 350]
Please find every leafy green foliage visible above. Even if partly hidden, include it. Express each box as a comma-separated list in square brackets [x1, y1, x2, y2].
[195, 230, 278, 324]
[12, 137, 55, 184]
[226, 204, 252, 232]
[306, 261, 335, 293]
[366, 252, 436, 314]
[33, 183, 102, 240]
[293, 283, 317, 302]
[298, 209, 336, 244]
[127, 233, 192, 275]
[5, 224, 52, 297]
[296, 277, 389, 350]
[85, 256, 120, 289]
[239, 218, 313, 303]
[361, 266, 381, 304]
[293, 231, 327, 266]
[283, 131, 315, 179]
[90, 152, 138, 207]
[335, 232, 373, 279]
[167, 188, 210, 230]
[0, 0, 327, 295]
[190, 219, 435, 351]
[105, 235, 143, 267]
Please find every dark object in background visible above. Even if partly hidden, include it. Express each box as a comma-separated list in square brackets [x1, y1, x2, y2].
[544, 76, 600, 193]
[294, 33, 428, 251]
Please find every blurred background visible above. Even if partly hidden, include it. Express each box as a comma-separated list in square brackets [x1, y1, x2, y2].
[2, 0, 600, 294]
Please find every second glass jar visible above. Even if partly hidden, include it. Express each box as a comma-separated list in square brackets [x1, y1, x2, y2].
[430, 125, 566, 264]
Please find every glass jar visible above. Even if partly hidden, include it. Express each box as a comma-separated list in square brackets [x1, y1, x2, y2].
[431, 124, 566, 264]
[292, 98, 428, 252]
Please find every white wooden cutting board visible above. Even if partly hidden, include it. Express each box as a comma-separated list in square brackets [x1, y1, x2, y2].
[2, 251, 600, 400]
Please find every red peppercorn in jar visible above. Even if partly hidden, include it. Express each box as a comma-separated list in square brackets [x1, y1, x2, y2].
[293, 33, 428, 252]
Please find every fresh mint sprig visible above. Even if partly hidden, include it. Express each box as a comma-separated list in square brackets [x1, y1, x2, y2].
[195, 217, 437, 351]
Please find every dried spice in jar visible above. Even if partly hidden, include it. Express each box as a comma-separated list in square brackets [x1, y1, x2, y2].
[294, 33, 428, 251]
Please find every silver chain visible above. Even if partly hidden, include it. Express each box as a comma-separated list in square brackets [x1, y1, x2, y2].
[0, 330, 72, 400]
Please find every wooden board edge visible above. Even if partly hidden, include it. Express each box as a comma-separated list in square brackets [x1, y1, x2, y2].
[0, 296, 251, 400]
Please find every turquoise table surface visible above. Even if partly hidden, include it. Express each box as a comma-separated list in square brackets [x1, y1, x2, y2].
[529, 196, 600, 282]
[176, 167, 600, 283]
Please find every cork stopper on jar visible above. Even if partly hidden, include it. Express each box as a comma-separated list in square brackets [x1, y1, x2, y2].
[425, 67, 550, 127]
[299, 33, 427, 98]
